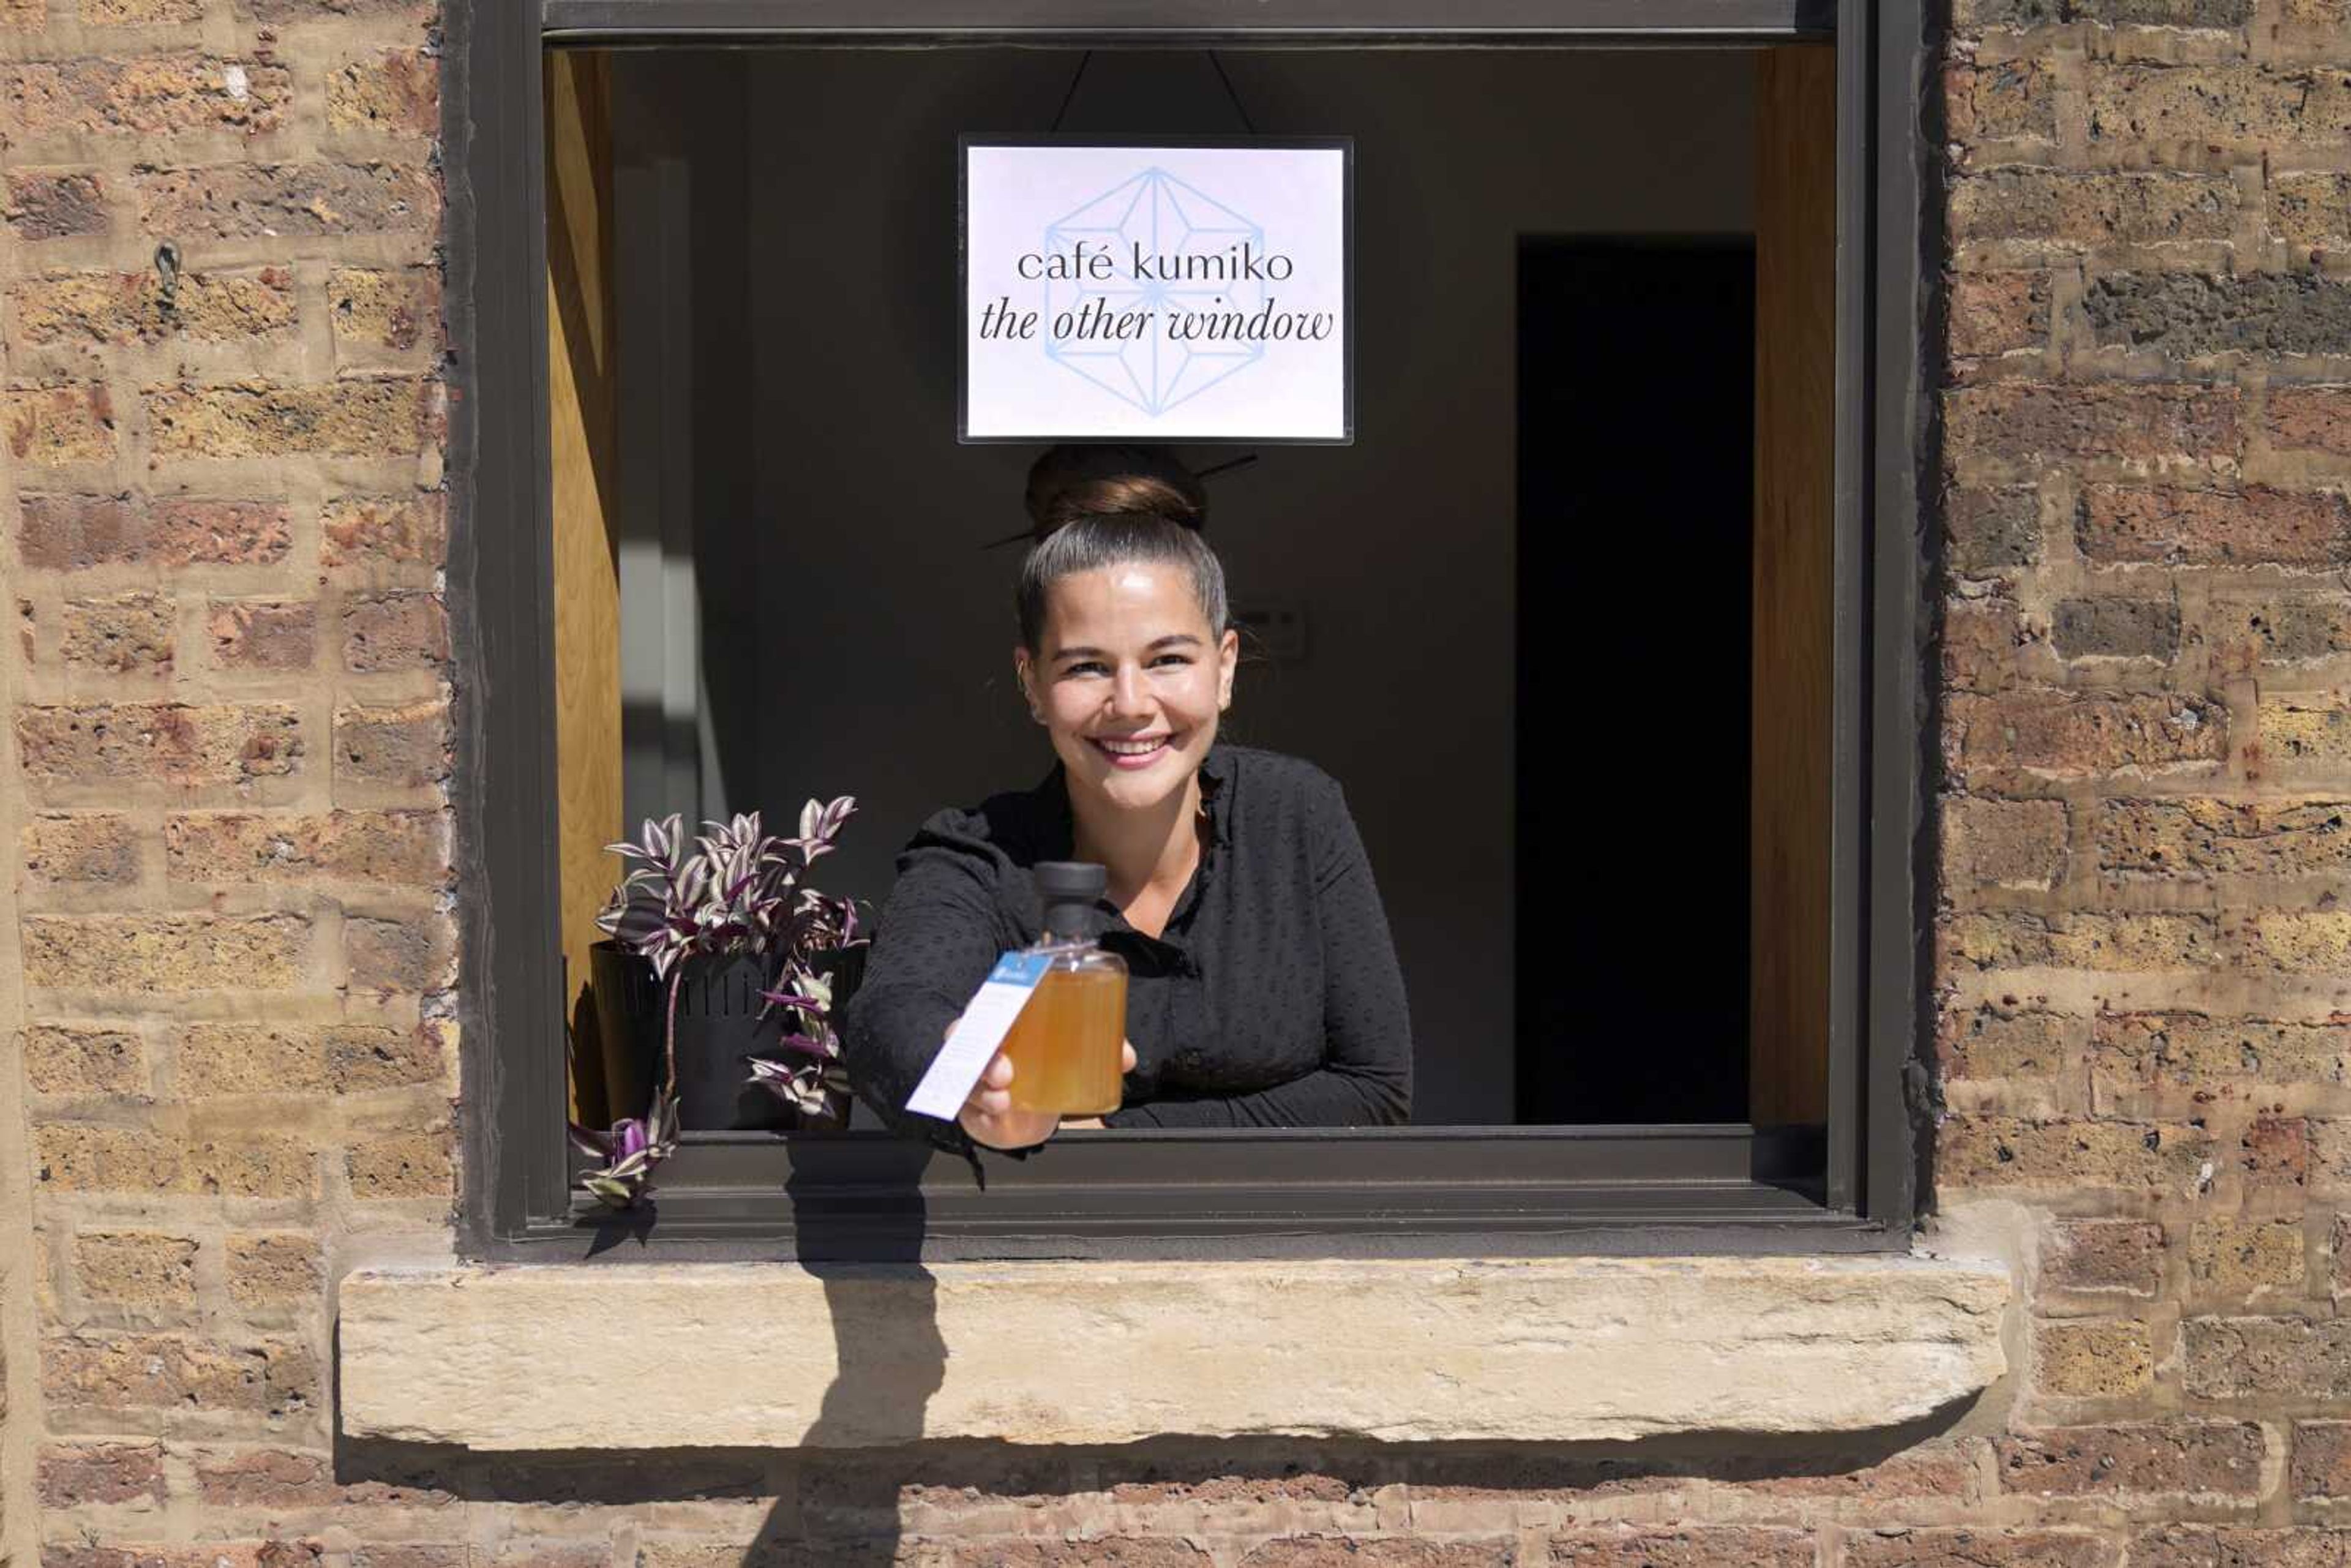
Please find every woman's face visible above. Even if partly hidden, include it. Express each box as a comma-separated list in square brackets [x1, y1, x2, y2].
[1017, 562, 1239, 814]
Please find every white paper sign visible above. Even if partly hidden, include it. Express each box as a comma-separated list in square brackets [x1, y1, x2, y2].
[961, 138, 1352, 443]
[904, 951, 1052, 1120]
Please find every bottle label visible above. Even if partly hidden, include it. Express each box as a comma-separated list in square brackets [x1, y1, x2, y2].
[904, 951, 1052, 1120]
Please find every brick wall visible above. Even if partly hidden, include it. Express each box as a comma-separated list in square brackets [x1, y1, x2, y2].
[9, 2, 2351, 1566]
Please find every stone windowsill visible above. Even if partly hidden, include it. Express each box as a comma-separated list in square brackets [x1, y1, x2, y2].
[338, 1255, 2011, 1450]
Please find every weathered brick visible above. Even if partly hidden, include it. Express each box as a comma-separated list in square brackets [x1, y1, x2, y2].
[1944, 1005, 2079, 1080]
[342, 591, 447, 672]
[326, 50, 436, 137]
[2098, 800, 2351, 879]
[186, 1133, 314, 1197]
[334, 697, 448, 788]
[22, 912, 310, 991]
[75, 1231, 197, 1305]
[1, 54, 288, 137]
[2096, 1012, 2351, 1089]
[2208, 598, 2351, 662]
[351, 1551, 466, 1568]
[1843, 1531, 2113, 1568]
[1948, 691, 2225, 776]
[2038, 1318, 2157, 1398]
[85, 0, 208, 20]
[23, 1025, 144, 1095]
[2189, 1315, 2351, 1400]
[6, 171, 108, 239]
[1949, 486, 2042, 576]
[43, 1331, 318, 1420]
[2284, 0, 2349, 19]
[167, 810, 446, 885]
[1948, 60, 2058, 145]
[2241, 1114, 2311, 1187]
[327, 1021, 447, 1090]
[148, 378, 439, 459]
[2314, 1119, 2351, 1188]
[192, 1445, 453, 1507]
[1946, 383, 2240, 469]
[11, 267, 295, 347]
[1995, 1423, 2265, 1498]
[345, 910, 454, 991]
[2132, 1526, 2351, 1567]
[176, 1023, 325, 1095]
[62, 591, 175, 675]
[242, 0, 435, 15]
[35, 1123, 183, 1191]
[1941, 1116, 2214, 1188]
[1957, 0, 2251, 23]
[2053, 598, 2179, 661]
[0, 0, 39, 27]
[2082, 480, 2351, 568]
[1545, 1529, 1812, 1567]
[2190, 1219, 2306, 1297]
[2091, 64, 2351, 151]
[2087, 274, 2351, 359]
[328, 266, 438, 354]
[3, 384, 118, 464]
[207, 599, 315, 672]
[17, 702, 302, 789]
[911, 1547, 1213, 1568]
[345, 1128, 453, 1198]
[176, 1020, 442, 1096]
[2275, 173, 2351, 252]
[1954, 272, 2053, 359]
[2293, 1422, 2351, 1499]
[2263, 697, 2351, 768]
[136, 162, 436, 240]
[2043, 1220, 2165, 1298]
[1946, 909, 2220, 970]
[17, 494, 292, 570]
[23, 814, 143, 884]
[225, 1234, 320, 1308]
[1944, 599, 2028, 693]
[2242, 911, 2351, 974]
[37, 1441, 166, 1507]
[2268, 388, 2351, 459]
[1945, 797, 2069, 890]
[40, 1548, 309, 1568]
[474, 1543, 607, 1568]
[321, 493, 444, 569]
[1949, 170, 2237, 246]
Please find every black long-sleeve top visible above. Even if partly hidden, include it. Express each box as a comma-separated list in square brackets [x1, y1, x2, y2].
[841, 743, 1412, 1147]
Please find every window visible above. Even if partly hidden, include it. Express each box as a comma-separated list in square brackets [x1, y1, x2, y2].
[454, 0, 1929, 1258]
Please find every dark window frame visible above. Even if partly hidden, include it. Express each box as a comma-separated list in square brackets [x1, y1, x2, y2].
[449, 0, 1931, 1261]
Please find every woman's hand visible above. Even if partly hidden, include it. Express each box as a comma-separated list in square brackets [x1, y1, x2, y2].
[953, 1024, 1137, 1149]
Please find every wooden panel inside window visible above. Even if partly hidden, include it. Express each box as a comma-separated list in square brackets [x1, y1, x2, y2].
[1750, 43, 1835, 1128]
[547, 50, 622, 1126]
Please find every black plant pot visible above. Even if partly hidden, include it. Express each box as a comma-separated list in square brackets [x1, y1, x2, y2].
[590, 943, 792, 1133]
[588, 940, 663, 1123]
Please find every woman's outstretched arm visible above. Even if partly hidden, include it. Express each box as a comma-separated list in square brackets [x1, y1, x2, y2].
[840, 840, 1007, 1146]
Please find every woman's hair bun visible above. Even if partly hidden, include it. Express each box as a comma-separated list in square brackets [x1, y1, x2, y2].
[1024, 444, 1207, 537]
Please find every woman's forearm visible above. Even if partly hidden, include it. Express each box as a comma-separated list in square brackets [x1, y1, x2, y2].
[1102, 1062, 1409, 1129]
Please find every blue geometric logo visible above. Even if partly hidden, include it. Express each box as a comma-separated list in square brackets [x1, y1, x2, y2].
[1043, 168, 1267, 416]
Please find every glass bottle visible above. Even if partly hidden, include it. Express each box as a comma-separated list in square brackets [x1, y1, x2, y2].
[997, 860, 1129, 1117]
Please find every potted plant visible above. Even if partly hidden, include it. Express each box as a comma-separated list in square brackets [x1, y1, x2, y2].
[571, 797, 864, 1207]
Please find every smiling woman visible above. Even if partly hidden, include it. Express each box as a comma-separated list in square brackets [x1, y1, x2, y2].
[839, 445, 1415, 1152]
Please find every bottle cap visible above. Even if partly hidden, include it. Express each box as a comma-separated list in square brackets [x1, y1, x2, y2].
[1036, 861, 1107, 900]
[1036, 860, 1107, 939]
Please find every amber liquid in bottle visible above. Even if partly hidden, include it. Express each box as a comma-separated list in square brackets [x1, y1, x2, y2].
[999, 961, 1127, 1116]
[998, 861, 1128, 1118]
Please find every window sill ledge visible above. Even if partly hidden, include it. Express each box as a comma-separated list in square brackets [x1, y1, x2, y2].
[339, 1254, 2008, 1449]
